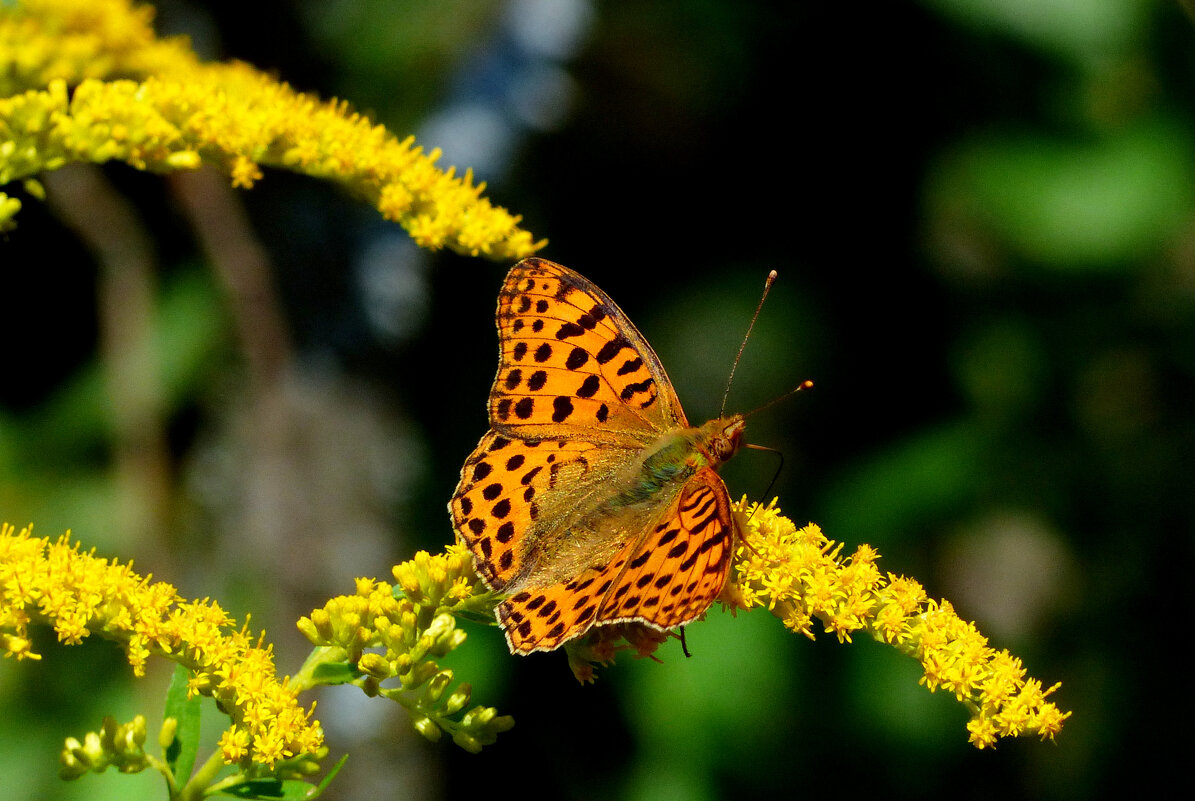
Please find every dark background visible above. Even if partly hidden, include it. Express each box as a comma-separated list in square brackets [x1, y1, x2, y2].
[1, 1, 1190, 799]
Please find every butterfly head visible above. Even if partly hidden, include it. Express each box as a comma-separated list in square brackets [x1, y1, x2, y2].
[704, 414, 746, 467]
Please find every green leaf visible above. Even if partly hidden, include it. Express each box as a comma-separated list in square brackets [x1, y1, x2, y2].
[311, 662, 361, 685]
[926, 121, 1193, 270]
[221, 778, 319, 799]
[312, 754, 348, 797]
[449, 606, 501, 626]
[922, 0, 1144, 63]
[163, 664, 203, 785]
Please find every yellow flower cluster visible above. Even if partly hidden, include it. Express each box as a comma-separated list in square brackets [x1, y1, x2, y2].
[0, 523, 324, 767]
[59, 715, 151, 780]
[0, 0, 188, 97]
[731, 500, 1071, 749]
[0, 0, 544, 259]
[299, 546, 480, 669]
[297, 545, 513, 752]
[390, 543, 485, 612]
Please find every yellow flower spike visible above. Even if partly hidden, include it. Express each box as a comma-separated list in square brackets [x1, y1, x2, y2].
[58, 743, 88, 780]
[58, 714, 153, 779]
[353, 576, 379, 597]
[447, 577, 474, 602]
[158, 717, 178, 752]
[305, 608, 334, 643]
[444, 684, 472, 715]
[395, 652, 414, 674]
[61, 733, 104, 773]
[730, 500, 1070, 748]
[0, 0, 544, 259]
[0, 523, 322, 767]
[424, 670, 454, 703]
[411, 714, 441, 743]
[300, 546, 510, 750]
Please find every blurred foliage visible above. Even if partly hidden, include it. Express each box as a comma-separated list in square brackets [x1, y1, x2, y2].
[2, 0, 1191, 799]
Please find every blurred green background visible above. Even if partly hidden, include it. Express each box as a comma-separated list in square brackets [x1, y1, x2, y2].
[1, 0, 1190, 798]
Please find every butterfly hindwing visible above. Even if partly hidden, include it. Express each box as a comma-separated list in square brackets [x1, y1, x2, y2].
[596, 467, 736, 629]
[496, 467, 735, 653]
[451, 431, 617, 589]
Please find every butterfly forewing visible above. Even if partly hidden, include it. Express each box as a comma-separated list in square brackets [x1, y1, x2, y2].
[491, 259, 687, 444]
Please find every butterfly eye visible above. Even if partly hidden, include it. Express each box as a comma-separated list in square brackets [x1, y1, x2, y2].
[714, 437, 733, 461]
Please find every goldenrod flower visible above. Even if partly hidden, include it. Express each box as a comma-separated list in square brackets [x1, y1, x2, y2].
[0, 0, 544, 260]
[0, 0, 186, 97]
[297, 544, 513, 752]
[0, 523, 323, 767]
[0, 191, 19, 231]
[58, 715, 150, 780]
[730, 499, 1072, 748]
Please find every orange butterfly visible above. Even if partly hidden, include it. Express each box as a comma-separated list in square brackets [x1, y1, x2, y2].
[450, 258, 744, 654]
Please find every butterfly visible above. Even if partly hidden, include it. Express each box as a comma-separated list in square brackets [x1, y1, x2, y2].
[449, 257, 745, 654]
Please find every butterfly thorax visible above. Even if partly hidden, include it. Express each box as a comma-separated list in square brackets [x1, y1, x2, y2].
[600, 414, 746, 514]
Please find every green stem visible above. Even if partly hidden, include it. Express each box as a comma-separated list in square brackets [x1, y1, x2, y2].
[142, 754, 179, 799]
[292, 645, 347, 693]
[176, 750, 228, 801]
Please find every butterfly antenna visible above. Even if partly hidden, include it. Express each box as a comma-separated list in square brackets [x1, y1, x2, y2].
[737, 379, 813, 531]
[720, 270, 778, 417]
[679, 627, 692, 658]
[741, 379, 814, 421]
[744, 443, 785, 508]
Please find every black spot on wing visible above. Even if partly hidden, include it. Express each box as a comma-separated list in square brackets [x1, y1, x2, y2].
[577, 375, 601, 399]
[552, 396, 574, 423]
[556, 321, 585, 339]
[566, 347, 588, 370]
[596, 336, 631, 365]
[620, 378, 655, 402]
[616, 356, 643, 376]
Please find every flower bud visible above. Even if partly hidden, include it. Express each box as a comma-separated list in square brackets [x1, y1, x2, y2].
[357, 652, 392, 680]
[58, 748, 88, 780]
[424, 670, 453, 703]
[411, 714, 441, 743]
[159, 717, 179, 751]
[443, 683, 471, 715]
